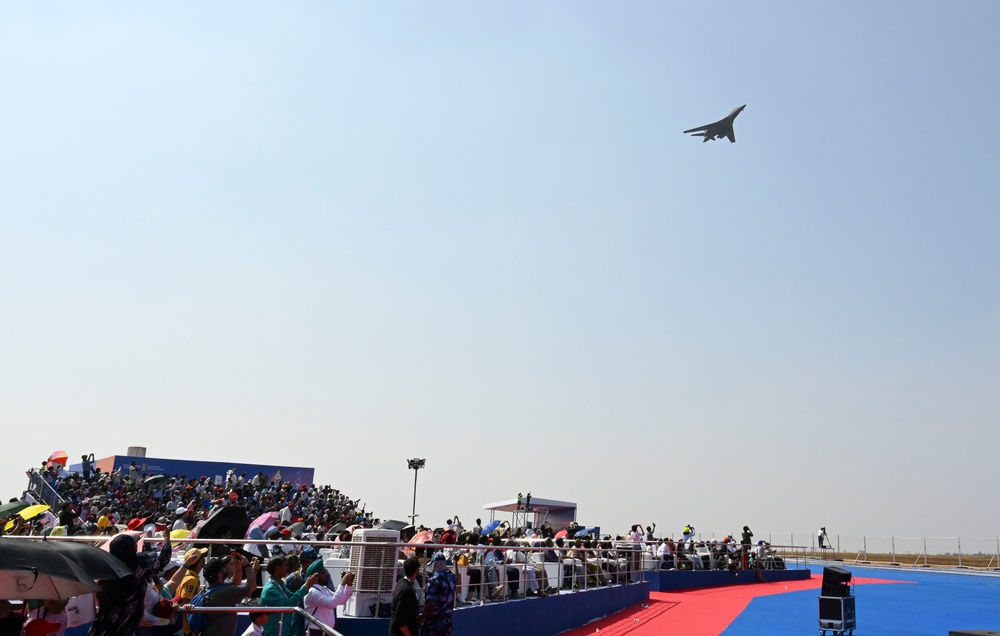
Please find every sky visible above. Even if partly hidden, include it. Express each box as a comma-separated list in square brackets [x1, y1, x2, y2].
[1, 2, 997, 544]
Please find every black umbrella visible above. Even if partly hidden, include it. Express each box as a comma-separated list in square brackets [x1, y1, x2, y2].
[376, 520, 408, 532]
[195, 507, 250, 541]
[141, 475, 168, 491]
[47, 540, 132, 581]
[0, 538, 100, 600]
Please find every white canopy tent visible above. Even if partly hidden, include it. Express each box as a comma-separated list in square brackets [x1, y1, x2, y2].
[482, 496, 577, 531]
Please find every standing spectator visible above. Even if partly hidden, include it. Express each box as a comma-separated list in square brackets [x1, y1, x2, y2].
[58, 503, 80, 533]
[303, 560, 354, 636]
[389, 558, 420, 636]
[682, 524, 696, 547]
[740, 526, 754, 569]
[178, 548, 208, 635]
[240, 613, 270, 636]
[259, 556, 319, 636]
[200, 554, 260, 636]
[81, 454, 95, 480]
[419, 552, 457, 636]
[285, 548, 318, 593]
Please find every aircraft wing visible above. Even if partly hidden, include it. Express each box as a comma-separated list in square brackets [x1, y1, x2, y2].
[726, 129, 736, 143]
[683, 124, 711, 134]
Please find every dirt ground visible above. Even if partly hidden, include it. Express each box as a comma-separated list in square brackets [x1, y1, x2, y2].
[793, 549, 1000, 570]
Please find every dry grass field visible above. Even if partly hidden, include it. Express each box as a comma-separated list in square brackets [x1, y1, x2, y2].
[790, 550, 1000, 570]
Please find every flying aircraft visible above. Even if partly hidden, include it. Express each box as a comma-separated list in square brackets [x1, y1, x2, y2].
[683, 104, 746, 143]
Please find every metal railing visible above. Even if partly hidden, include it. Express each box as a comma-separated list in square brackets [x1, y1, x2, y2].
[24, 470, 67, 510]
[179, 606, 346, 636]
[762, 533, 1000, 570]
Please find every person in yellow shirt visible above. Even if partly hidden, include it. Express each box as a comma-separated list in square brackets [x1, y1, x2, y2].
[178, 547, 208, 634]
[96, 509, 112, 534]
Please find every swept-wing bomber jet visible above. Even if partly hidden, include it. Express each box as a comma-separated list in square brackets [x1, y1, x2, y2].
[683, 104, 746, 143]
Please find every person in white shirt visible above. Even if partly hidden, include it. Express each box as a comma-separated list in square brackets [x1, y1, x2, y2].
[628, 525, 643, 543]
[657, 540, 673, 569]
[303, 560, 354, 636]
[240, 612, 270, 636]
[172, 509, 188, 531]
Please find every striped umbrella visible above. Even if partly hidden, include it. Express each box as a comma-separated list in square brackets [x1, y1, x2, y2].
[48, 451, 69, 466]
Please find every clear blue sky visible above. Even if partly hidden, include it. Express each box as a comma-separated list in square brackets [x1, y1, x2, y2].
[2, 2, 997, 541]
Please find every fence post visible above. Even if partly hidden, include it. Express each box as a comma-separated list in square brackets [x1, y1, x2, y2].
[923, 537, 928, 567]
[863, 536, 868, 563]
[891, 536, 896, 565]
[958, 537, 963, 568]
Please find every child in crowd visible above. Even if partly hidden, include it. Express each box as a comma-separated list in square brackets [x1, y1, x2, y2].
[240, 612, 270, 636]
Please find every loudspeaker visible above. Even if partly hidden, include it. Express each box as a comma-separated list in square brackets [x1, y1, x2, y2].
[821, 566, 852, 597]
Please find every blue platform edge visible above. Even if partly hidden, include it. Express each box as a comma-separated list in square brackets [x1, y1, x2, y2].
[336, 582, 650, 636]
[64, 584, 648, 636]
[646, 568, 811, 591]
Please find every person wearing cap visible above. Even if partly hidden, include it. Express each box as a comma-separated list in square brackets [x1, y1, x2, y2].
[818, 526, 830, 549]
[418, 552, 457, 636]
[173, 508, 189, 532]
[24, 600, 68, 636]
[285, 547, 319, 593]
[96, 509, 113, 534]
[259, 556, 320, 636]
[682, 524, 696, 547]
[302, 559, 354, 636]
[178, 547, 208, 634]
[197, 553, 260, 636]
[23, 617, 61, 636]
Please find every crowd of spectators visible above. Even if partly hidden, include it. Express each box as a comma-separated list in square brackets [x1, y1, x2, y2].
[3, 461, 784, 636]
[18, 458, 379, 541]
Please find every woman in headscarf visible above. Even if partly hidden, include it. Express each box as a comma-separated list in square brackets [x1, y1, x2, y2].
[88, 533, 171, 636]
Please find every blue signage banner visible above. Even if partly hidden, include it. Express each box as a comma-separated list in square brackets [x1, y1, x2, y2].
[78, 455, 315, 488]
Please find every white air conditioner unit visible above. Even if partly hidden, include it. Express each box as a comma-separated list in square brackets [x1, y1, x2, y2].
[343, 529, 400, 617]
[344, 591, 393, 618]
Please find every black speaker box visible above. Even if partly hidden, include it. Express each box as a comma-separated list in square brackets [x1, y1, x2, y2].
[822, 566, 852, 597]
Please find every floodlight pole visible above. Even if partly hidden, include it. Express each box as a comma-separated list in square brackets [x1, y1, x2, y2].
[407, 458, 425, 526]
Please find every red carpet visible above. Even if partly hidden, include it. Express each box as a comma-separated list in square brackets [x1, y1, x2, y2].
[559, 575, 904, 636]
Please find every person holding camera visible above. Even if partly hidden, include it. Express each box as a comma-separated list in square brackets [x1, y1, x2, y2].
[199, 553, 260, 636]
[303, 561, 354, 636]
